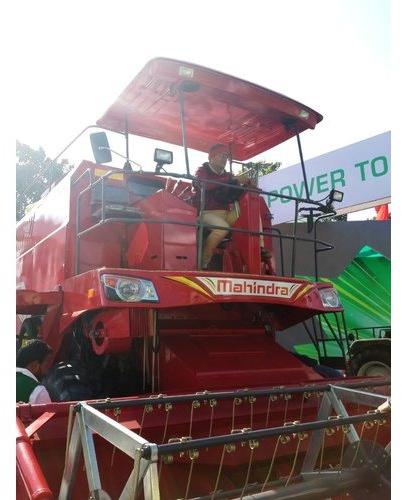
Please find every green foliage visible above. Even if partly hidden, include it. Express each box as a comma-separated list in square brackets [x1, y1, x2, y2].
[242, 161, 281, 177]
[16, 141, 73, 221]
[321, 213, 348, 222]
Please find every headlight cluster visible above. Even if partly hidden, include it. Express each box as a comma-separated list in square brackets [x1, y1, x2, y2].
[318, 288, 341, 308]
[102, 275, 159, 302]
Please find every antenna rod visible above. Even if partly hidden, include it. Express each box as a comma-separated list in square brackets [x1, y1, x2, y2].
[228, 143, 233, 174]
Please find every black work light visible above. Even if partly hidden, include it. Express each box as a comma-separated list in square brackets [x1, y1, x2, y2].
[328, 189, 344, 203]
[154, 148, 173, 172]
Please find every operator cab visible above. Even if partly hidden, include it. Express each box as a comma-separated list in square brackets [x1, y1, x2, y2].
[75, 58, 339, 276]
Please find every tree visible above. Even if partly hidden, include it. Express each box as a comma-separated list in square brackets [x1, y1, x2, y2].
[241, 161, 281, 177]
[321, 213, 348, 222]
[240, 160, 281, 184]
[16, 141, 74, 221]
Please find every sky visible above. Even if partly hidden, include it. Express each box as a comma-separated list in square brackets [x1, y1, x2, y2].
[4, 1, 399, 492]
[14, 0, 390, 173]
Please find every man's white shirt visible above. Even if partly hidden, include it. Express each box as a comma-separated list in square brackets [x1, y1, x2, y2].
[16, 367, 51, 404]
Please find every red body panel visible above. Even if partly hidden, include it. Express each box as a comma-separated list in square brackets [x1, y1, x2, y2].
[16, 159, 341, 388]
[16, 173, 71, 292]
[158, 332, 320, 392]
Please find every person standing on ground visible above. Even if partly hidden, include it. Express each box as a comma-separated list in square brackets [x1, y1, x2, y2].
[16, 339, 53, 404]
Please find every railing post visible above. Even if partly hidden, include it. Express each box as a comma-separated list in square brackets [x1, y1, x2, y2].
[197, 183, 206, 270]
[78, 410, 103, 497]
[58, 417, 83, 500]
[291, 200, 299, 277]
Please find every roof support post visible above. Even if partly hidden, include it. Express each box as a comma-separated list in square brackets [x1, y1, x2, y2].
[178, 89, 191, 176]
[123, 114, 133, 172]
[296, 133, 310, 200]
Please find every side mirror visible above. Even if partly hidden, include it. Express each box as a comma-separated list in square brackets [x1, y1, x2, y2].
[90, 132, 112, 164]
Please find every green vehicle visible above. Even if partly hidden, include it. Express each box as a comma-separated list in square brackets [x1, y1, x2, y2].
[347, 325, 391, 377]
[294, 245, 391, 377]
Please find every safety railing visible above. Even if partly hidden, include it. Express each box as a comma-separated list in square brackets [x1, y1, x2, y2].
[303, 311, 351, 367]
[74, 169, 336, 278]
[301, 319, 392, 368]
[348, 325, 391, 341]
[59, 379, 390, 500]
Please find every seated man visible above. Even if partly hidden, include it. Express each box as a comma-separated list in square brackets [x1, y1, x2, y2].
[193, 144, 252, 269]
[16, 340, 53, 404]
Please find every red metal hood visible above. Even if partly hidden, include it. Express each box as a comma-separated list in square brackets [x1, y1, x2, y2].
[97, 57, 323, 161]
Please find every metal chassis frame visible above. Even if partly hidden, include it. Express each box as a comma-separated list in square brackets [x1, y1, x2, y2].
[58, 403, 159, 500]
[303, 311, 350, 366]
[301, 384, 389, 472]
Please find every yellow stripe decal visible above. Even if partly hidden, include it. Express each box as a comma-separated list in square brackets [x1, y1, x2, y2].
[94, 168, 124, 181]
[164, 276, 213, 298]
[293, 284, 314, 301]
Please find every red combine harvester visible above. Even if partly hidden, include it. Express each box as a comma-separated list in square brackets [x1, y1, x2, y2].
[16, 58, 390, 499]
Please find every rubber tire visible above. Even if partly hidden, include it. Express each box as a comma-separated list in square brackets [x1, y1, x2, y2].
[17, 316, 43, 350]
[349, 347, 391, 377]
[44, 361, 93, 402]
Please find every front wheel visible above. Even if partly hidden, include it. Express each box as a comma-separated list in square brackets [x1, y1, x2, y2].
[44, 361, 93, 402]
[349, 347, 391, 377]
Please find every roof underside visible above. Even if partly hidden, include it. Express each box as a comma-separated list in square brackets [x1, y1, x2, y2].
[97, 58, 323, 161]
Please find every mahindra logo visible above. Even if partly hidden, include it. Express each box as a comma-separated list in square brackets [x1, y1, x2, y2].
[198, 277, 301, 299]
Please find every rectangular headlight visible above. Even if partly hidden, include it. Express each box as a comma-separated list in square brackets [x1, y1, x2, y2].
[318, 288, 341, 308]
[102, 275, 159, 302]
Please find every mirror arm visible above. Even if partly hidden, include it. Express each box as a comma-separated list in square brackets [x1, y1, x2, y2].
[53, 125, 99, 163]
[101, 147, 144, 171]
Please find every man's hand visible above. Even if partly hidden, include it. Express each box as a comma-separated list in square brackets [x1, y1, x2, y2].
[235, 173, 257, 187]
[377, 399, 391, 413]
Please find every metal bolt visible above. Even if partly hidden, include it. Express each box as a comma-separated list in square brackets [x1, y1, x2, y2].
[280, 434, 291, 444]
[188, 449, 199, 460]
[249, 439, 259, 450]
[162, 454, 174, 464]
[225, 443, 236, 453]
